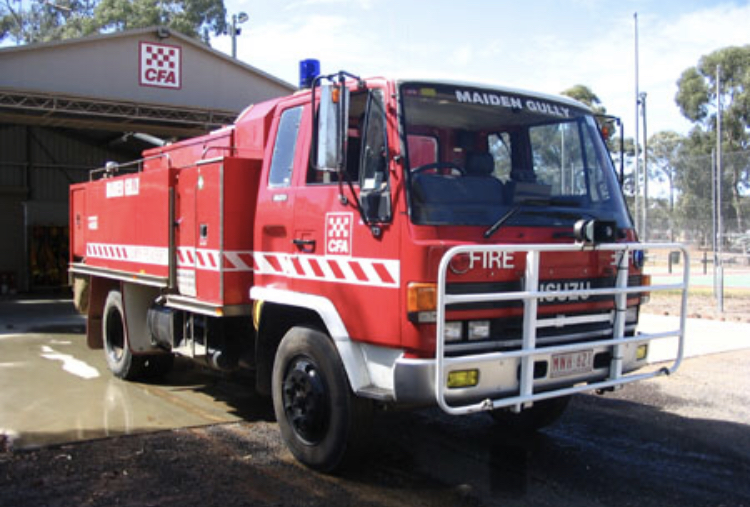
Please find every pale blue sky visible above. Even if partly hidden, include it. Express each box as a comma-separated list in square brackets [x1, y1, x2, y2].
[213, 0, 750, 136]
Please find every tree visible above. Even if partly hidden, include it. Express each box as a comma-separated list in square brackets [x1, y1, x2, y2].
[648, 130, 684, 215]
[675, 45, 750, 232]
[2, 0, 93, 44]
[1, 0, 227, 45]
[561, 85, 619, 145]
[94, 0, 227, 44]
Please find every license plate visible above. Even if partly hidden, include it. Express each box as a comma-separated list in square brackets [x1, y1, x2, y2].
[551, 350, 594, 378]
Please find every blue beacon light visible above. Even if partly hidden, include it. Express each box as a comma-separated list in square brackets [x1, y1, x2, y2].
[299, 59, 321, 89]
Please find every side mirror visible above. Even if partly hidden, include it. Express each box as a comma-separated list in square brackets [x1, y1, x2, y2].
[574, 219, 618, 245]
[316, 83, 349, 171]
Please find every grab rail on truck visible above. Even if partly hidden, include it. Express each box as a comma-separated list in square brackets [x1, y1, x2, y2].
[434, 242, 690, 416]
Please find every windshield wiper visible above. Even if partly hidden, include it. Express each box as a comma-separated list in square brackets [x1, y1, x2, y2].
[483, 199, 590, 239]
[483, 205, 522, 239]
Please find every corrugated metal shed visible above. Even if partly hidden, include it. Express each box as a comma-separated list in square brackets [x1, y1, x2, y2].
[0, 26, 296, 291]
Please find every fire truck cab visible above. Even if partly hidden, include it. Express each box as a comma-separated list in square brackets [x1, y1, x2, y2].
[70, 71, 689, 472]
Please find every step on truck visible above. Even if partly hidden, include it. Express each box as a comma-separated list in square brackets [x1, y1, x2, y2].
[69, 68, 689, 472]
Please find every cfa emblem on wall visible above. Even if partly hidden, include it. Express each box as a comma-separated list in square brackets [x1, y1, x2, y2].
[139, 42, 181, 89]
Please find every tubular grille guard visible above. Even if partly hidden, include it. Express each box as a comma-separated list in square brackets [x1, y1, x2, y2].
[434, 242, 689, 416]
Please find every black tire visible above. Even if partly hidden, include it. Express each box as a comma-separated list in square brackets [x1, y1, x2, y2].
[488, 396, 571, 432]
[102, 290, 146, 380]
[272, 326, 372, 473]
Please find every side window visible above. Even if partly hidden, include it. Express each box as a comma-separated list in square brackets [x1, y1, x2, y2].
[269, 106, 302, 188]
[360, 90, 389, 190]
[488, 132, 512, 182]
[583, 123, 610, 202]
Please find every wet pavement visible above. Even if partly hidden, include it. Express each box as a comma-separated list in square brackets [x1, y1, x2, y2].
[0, 296, 266, 450]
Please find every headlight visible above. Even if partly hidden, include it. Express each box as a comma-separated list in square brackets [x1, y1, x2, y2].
[625, 306, 639, 324]
[468, 320, 491, 340]
[444, 321, 463, 342]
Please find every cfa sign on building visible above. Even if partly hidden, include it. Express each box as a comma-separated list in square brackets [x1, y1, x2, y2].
[139, 41, 182, 89]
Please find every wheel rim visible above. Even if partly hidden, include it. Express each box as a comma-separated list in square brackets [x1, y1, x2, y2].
[282, 357, 330, 445]
[105, 307, 125, 363]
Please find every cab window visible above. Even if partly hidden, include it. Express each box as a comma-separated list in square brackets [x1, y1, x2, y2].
[269, 106, 302, 188]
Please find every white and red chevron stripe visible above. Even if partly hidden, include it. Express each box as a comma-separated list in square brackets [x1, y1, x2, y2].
[253, 251, 399, 288]
[86, 243, 169, 266]
[176, 247, 229, 271]
[86, 243, 399, 288]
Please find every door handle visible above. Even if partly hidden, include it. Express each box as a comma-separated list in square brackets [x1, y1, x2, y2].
[292, 238, 316, 250]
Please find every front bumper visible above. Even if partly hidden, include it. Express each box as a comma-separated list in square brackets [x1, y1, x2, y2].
[393, 340, 649, 407]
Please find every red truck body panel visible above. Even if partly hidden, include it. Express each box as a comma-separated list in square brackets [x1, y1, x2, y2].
[70, 156, 262, 308]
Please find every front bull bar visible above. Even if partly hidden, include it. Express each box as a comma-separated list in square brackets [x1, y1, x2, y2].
[435, 243, 690, 416]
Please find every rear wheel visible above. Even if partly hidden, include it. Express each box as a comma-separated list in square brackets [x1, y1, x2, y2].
[102, 290, 146, 380]
[488, 396, 571, 432]
[102, 290, 173, 381]
[272, 326, 372, 473]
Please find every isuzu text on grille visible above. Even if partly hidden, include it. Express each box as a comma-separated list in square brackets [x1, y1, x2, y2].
[539, 281, 592, 302]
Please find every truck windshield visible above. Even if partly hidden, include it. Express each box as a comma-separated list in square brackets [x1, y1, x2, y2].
[400, 82, 632, 230]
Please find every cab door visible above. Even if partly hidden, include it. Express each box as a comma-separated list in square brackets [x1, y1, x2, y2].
[254, 101, 309, 291]
[291, 86, 402, 346]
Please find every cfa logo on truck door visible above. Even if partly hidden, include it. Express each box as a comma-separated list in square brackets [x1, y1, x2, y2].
[139, 42, 181, 89]
[325, 213, 353, 256]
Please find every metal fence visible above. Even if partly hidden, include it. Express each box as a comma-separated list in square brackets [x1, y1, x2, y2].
[632, 149, 749, 251]
[629, 150, 750, 305]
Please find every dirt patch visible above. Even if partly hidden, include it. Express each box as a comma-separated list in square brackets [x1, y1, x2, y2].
[643, 292, 750, 323]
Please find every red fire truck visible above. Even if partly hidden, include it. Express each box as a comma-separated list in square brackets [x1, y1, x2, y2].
[69, 70, 689, 472]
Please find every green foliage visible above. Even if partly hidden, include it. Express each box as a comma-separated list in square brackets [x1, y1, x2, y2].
[676, 45, 750, 149]
[562, 84, 619, 150]
[561, 84, 605, 114]
[648, 130, 683, 211]
[0, 0, 227, 45]
[675, 45, 750, 234]
[2, 0, 95, 43]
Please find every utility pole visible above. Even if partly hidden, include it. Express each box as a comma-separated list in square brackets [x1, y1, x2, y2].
[640, 91, 648, 242]
[633, 13, 641, 235]
[716, 64, 724, 312]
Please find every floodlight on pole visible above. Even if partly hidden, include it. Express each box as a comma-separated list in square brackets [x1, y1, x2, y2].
[231, 12, 249, 59]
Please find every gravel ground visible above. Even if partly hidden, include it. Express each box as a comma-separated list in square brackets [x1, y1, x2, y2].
[643, 291, 750, 323]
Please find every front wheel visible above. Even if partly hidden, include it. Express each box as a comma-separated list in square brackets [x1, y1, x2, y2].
[272, 327, 372, 473]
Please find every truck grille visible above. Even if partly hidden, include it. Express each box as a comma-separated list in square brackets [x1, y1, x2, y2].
[445, 275, 642, 311]
[444, 309, 637, 357]
[443, 276, 642, 357]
